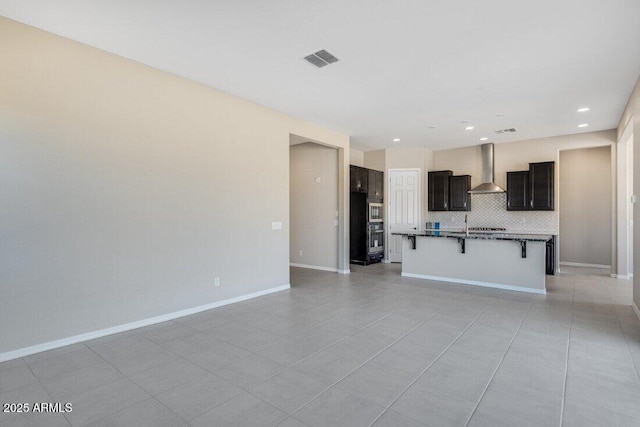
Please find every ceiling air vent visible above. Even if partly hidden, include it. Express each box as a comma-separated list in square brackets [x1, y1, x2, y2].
[304, 50, 339, 68]
[495, 128, 517, 135]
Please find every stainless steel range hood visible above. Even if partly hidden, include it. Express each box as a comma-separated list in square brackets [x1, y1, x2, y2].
[468, 143, 505, 193]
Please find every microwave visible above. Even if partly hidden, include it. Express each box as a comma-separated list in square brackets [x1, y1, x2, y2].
[368, 203, 383, 222]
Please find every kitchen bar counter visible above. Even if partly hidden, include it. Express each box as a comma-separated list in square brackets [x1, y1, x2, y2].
[394, 230, 550, 294]
[393, 230, 552, 242]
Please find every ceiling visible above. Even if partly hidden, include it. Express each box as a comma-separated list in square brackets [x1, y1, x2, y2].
[1, 1, 639, 151]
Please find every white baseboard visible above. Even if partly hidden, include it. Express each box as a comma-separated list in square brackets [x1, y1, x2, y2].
[633, 302, 640, 322]
[338, 269, 350, 274]
[0, 284, 290, 363]
[560, 262, 611, 269]
[401, 272, 546, 295]
[612, 274, 630, 279]
[290, 263, 338, 272]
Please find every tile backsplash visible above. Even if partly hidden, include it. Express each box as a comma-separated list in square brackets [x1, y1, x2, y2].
[427, 193, 558, 234]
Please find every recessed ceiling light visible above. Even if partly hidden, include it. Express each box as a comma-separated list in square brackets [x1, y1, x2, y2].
[577, 107, 590, 113]
[393, 138, 400, 142]
[480, 137, 488, 141]
[577, 123, 589, 128]
[465, 126, 475, 130]
[496, 113, 506, 117]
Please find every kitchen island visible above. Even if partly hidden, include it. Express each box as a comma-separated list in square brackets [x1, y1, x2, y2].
[394, 230, 553, 294]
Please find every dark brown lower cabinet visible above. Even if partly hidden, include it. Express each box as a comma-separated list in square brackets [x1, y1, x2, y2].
[546, 236, 555, 275]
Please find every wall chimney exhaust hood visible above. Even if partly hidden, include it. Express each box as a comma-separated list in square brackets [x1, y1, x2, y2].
[468, 143, 505, 193]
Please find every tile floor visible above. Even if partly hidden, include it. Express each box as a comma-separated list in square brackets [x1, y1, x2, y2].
[1, 264, 640, 426]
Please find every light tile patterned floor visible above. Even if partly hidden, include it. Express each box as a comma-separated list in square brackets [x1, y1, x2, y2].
[1, 264, 639, 426]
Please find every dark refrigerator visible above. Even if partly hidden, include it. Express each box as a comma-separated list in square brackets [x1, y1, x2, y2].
[350, 167, 384, 265]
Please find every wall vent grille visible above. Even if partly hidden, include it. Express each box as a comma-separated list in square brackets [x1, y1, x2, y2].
[495, 128, 518, 134]
[304, 50, 339, 68]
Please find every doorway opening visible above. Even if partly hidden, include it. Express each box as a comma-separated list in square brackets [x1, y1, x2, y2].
[559, 146, 612, 272]
[289, 140, 340, 274]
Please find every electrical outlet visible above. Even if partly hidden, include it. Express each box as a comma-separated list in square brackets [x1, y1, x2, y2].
[214, 277, 220, 287]
[299, 250, 303, 257]
[315, 177, 321, 183]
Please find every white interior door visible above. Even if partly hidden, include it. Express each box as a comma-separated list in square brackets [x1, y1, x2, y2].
[388, 169, 420, 262]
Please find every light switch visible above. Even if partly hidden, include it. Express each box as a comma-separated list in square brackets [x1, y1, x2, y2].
[315, 177, 321, 183]
[271, 222, 282, 230]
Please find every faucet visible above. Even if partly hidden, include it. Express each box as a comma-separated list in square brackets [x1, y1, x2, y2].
[464, 214, 469, 237]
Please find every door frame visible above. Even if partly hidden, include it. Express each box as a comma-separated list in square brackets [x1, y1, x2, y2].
[289, 134, 349, 274]
[387, 168, 421, 263]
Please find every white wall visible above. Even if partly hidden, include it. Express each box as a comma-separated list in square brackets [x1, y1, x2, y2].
[350, 148, 364, 167]
[559, 146, 612, 266]
[0, 18, 349, 357]
[618, 74, 640, 313]
[364, 149, 386, 172]
[290, 143, 339, 270]
[616, 125, 634, 278]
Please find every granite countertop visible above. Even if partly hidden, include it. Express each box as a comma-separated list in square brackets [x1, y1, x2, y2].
[392, 230, 553, 242]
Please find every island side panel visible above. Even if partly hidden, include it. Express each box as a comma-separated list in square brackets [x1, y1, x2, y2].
[401, 237, 546, 293]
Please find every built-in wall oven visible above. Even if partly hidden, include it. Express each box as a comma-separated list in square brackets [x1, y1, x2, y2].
[368, 203, 383, 223]
[368, 223, 384, 262]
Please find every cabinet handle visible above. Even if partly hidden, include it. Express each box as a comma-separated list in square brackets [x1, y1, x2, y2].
[530, 200, 533, 208]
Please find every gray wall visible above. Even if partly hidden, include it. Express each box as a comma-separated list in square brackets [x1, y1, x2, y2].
[0, 18, 349, 356]
[559, 147, 612, 266]
[290, 143, 339, 269]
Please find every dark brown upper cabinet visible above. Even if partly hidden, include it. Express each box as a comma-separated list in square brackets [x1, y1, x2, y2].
[350, 165, 368, 193]
[449, 175, 471, 211]
[506, 161, 554, 211]
[367, 169, 384, 200]
[506, 171, 529, 211]
[428, 170, 453, 211]
[529, 161, 554, 210]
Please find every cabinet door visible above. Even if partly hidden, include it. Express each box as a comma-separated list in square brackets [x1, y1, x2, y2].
[449, 175, 471, 211]
[350, 166, 368, 192]
[428, 171, 452, 211]
[506, 171, 529, 211]
[530, 162, 554, 210]
[546, 237, 555, 275]
[368, 170, 383, 200]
